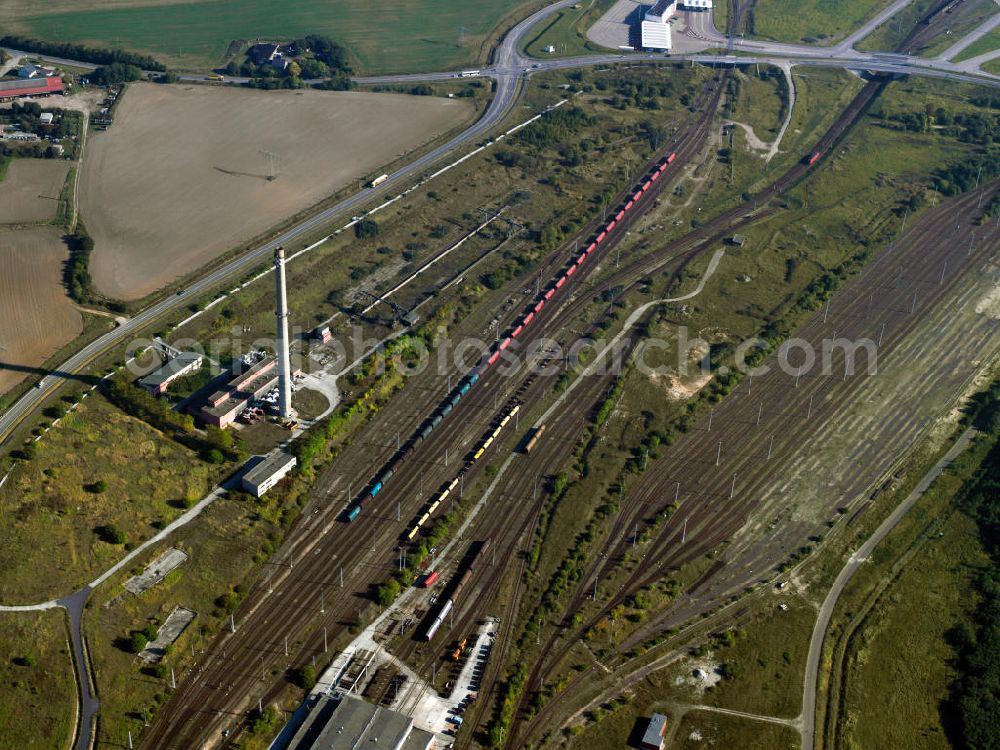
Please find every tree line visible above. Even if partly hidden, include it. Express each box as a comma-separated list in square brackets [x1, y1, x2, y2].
[103, 375, 244, 465]
[64, 225, 94, 304]
[945, 380, 1000, 749]
[0, 34, 165, 71]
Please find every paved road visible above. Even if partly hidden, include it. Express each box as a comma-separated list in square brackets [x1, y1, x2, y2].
[800, 426, 978, 750]
[60, 586, 98, 750]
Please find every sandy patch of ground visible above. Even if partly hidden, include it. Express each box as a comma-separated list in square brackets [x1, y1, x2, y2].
[648, 339, 714, 399]
[0, 159, 70, 224]
[81, 83, 474, 300]
[974, 277, 1000, 318]
[672, 654, 723, 694]
[44, 88, 105, 115]
[0, 226, 82, 395]
[725, 120, 770, 152]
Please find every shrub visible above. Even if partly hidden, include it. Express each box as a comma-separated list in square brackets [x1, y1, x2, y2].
[354, 219, 379, 240]
[249, 706, 278, 734]
[203, 448, 225, 464]
[292, 664, 316, 690]
[127, 631, 149, 654]
[95, 524, 126, 544]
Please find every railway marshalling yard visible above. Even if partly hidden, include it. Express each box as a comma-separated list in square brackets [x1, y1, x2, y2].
[4, 3, 1000, 750]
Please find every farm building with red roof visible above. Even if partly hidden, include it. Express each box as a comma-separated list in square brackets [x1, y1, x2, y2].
[0, 76, 64, 102]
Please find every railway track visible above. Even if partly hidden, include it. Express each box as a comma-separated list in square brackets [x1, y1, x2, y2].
[136, 65, 736, 749]
[138, 31, 915, 741]
[502, 67, 890, 743]
[508, 184, 1000, 746]
[147, 48, 889, 748]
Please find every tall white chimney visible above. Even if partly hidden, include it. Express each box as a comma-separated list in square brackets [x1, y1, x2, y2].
[273, 246, 294, 419]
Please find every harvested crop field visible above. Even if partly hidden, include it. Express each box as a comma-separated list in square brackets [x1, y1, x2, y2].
[0, 227, 81, 396]
[0, 158, 70, 224]
[81, 83, 474, 300]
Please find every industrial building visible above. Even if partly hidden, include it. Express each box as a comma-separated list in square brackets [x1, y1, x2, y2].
[287, 694, 436, 750]
[138, 352, 204, 395]
[677, 0, 712, 9]
[190, 247, 298, 427]
[0, 76, 64, 102]
[640, 0, 676, 51]
[640, 713, 669, 750]
[241, 451, 297, 497]
[194, 355, 301, 428]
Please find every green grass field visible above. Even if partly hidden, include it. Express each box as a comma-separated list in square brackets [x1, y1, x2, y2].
[0, 610, 76, 750]
[672, 711, 800, 749]
[814, 414, 998, 750]
[7, 0, 535, 74]
[728, 67, 787, 142]
[569, 700, 800, 749]
[521, 0, 616, 58]
[750, 0, 890, 45]
[840, 510, 987, 750]
[85, 494, 293, 749]
[0, 392, 222, 603]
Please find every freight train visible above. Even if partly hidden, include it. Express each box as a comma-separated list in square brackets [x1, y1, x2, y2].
[404, 402, 519, 542]
[344, 152, 679, 523]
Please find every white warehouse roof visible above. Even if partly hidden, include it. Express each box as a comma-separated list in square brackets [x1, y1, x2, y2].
[641, 20, 672, 50]
[242, 451, 297, 497]
[679, 0, 712, 8]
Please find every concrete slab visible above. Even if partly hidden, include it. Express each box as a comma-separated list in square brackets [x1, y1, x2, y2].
[671, 10, 721, 54]
[123, 547, 188, 595]
[587, 0, 644, 49]
[140, 606, 196, 662]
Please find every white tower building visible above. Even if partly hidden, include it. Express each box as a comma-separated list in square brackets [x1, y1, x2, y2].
[273, 246, 294, 419]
